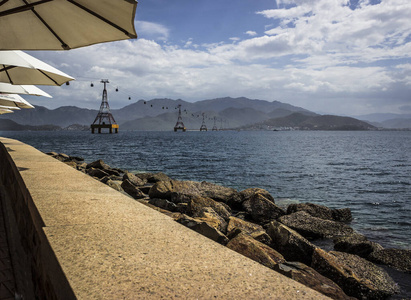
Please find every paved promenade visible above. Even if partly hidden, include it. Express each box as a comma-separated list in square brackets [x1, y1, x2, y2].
[0, 137, 329, 299]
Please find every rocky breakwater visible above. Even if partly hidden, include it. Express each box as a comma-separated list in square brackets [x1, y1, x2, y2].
[47, 152, 411, 300]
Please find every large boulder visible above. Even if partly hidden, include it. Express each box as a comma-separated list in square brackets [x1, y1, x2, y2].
[86, 159, 111, 170]
[227, 217, 271, 245]
[332, 208, 352, 223]
[279, 211, 354, 240]
[86, 167, 110, 179]
[101, 175, 123, 184]
[86, 159, 121, 176]
[123, 171, 146, 186]
[187, 196, 231, 221]
[312, 248, 400, 299]
[274, 262, 356, 300]
[148, 180, 240, 205]
[196, 207, 228, 233]
[242, 194, 285, 225]
[137, 172, 171, 183]
[105, 180, 123, 192]
[121, 179, 146, 199]
[235, 188, 275, 210]
[226, 232, 285, 270]
[148, 198, 177, 212]
[333, 233, 384, 258]
[368, 248, 411, 273]
[287, 203, 352, 222]
[267, 220, 317, 265]
[175, 214, 228, 245]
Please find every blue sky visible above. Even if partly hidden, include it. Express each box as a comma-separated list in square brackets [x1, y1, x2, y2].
[27, 0, 411, 116]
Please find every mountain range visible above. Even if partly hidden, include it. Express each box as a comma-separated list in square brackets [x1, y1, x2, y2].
[0, 97, 409, 131]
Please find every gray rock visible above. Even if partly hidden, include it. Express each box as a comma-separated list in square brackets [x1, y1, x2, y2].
[86, 159, 111, 170]
[267, 220, 317, 265]
[105, 180, 123, 192]
[242, 193, 285, 225]
[123, 171, 145, 186]
[227, 216, 272, 245]
[312, 248, 400, 299]
[287, 203, 352, 222]
[176, 214, 228, 245]
[274, 261, 356, 300]
[368, 248, 411, 273]
[240, 187, 275, 203]
[187, 196, 231, 221]
[279, 211, 354, 240]
[148, 198, 177, 212]
[137, 172, 171, 183]
[333, 233, 384, 258]
[197, 207, 228, 233]
[332, 208, 352, 222]
[100, 175, 123, 184]
[226, 232, 285, 270]
[148, 179, 240, 205]
[121, 179, 146, 199]
[86, 167, 110, 179]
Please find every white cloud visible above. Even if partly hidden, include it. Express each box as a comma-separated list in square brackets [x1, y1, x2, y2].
[27, 0, 411, 116]
[229, 37, 240, 42]
[245, 31, 257, 36]
[134, 21, 170, 41]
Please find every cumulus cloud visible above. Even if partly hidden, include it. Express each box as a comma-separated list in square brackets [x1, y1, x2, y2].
[245, 31, 257, 36]
[135, 21, 170, 41]
[27, 0, 411, 115]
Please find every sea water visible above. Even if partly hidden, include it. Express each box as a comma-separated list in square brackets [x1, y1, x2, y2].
[2, 130, 410, 250]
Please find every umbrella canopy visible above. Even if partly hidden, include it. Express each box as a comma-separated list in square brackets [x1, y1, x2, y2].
[0, 82, 52, 97]
[0, 50, 74, 86]
[0, 93, 35, 108]
[0, 108, 13, 114]
[0, 104, 20, 110]
[0, 0, 138, 50]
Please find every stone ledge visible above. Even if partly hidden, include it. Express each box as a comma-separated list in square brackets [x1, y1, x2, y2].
[0, 137, 329, 299]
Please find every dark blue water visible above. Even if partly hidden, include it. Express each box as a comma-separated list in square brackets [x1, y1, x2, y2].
[2, 130, 410, 250]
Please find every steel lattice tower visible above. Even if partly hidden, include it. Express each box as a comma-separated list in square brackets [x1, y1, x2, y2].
[91, 79, 119, 133]
[212, 116, 218, 131]
[200, 113, 207, 131]
[174, 104, 186, 132]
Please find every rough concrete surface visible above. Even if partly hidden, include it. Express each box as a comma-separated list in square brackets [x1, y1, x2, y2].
[0, 137, 329, 299]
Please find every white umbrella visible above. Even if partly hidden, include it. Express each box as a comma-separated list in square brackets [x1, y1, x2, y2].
[0, 82, 52, 97]
[0, 108, 13, 114]
[0, 104, 20, 110]
[0, 93, 34, 109]
[0, 50, 74, 86]
[0, 0, 138, 50]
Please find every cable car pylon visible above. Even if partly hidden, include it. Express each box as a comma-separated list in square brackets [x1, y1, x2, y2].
[212, 116, 218, 131]
[174, 104, 186, 132]
[91, 79, 119, 134]
[200, 113, 208, 131]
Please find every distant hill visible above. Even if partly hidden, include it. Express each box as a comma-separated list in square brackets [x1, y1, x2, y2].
[0, 119, 60, 131]
[0, 97, 388, 131]
[355, 113, 411, 123]
[354, 113, 411, 129]
[0, 97, 313, 130]
[0, 106, 97, 127]
[379, 118, 411, 129]
[244, 113, 376, 130]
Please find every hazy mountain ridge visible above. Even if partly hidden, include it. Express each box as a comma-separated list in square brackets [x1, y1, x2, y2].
[243, 113, 377, 131]
[355, 113, 411, 129]
[0, 97, 312, 129]
[1, 96, 406, 131]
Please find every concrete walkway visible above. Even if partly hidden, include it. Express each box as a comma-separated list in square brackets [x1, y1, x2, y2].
[0, 137, 329, 299]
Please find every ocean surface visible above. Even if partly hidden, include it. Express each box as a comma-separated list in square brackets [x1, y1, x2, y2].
[1, 130, 410, 250]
